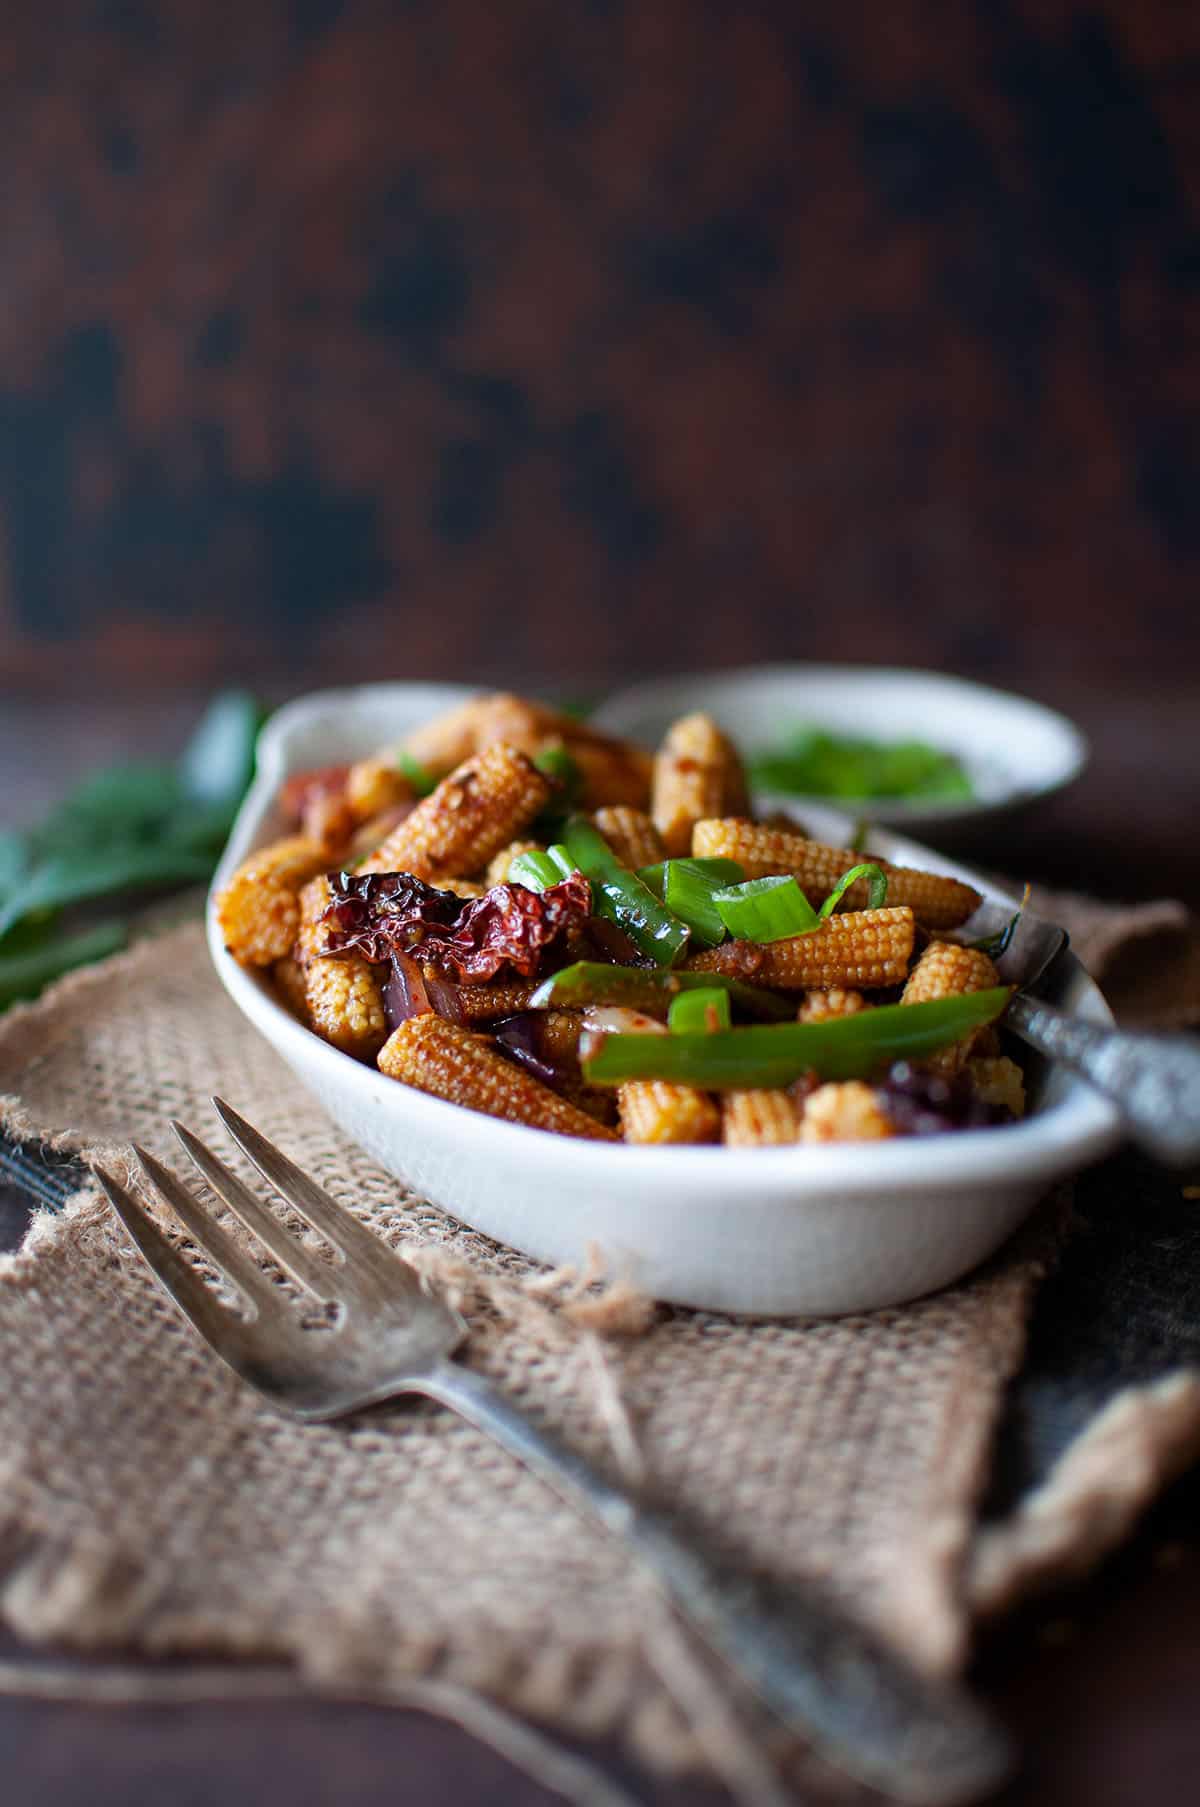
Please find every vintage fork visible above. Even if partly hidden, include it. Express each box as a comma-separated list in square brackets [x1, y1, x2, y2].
[96, 1097, 1012, 1807]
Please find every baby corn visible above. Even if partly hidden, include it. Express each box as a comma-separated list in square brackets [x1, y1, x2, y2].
[271, 953, 310, 1019]
[454, 980, 541, 1022]
[305, 955, 388, 1059]
[797, 987, 869, 1023]
[652, 715, 750, 857]
[687, 907, 916, 990]
[360, 743, 551, 880]
[618, 1080, 720, 1144]
[903, 942, 1003, 1070]
[215, 835, 328, 967]
[967, 1055, 1026, 1117]
[722, 1089, 799, 1147]
[378, 1015, 616, 1139]
[800, 1081, 896, 1143]
[345, 753, 414, 824]
[591, 807, 666, 870]
[691, 821, 980, 929]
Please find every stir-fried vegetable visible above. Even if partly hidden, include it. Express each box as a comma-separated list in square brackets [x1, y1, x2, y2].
[527, 959, 794, 1021]
[553, 816, 690, 965]
[667, 987, 732, 1033]
[582, 989, 1012, 1090]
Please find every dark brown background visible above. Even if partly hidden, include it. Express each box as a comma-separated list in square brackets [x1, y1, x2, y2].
[0, 0, 1197, 697]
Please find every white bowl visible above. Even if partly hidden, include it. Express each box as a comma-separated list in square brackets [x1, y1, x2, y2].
[207, 682, 1120, 1318]
[594, 664, 1088, 834]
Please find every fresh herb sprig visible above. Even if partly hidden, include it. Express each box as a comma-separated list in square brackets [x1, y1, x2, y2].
[0, 691, 264, 1010]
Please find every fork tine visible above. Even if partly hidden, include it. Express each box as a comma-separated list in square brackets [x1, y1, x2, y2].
[96, 1167, 261, 1362]
[134, 1145, 287, 1324]
[170, 1120, 339, 1299]
[211, 1098, 417, 1284]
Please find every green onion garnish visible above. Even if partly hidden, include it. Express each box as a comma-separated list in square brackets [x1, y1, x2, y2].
[558, 816, 690, 965]
[668, 987, 731, 1034]
[818, 862, 889, 915]
[658, 859, 745, 948]
[507, 849, 567, 893]
[966, 883, 1030, 959]
[712, 875, 820, 942]
[638, 857, 745, 899]
[527, 961, 794, 1021]
[396, 752, 436, 797]
[583, 989, 1012, 1090]
[748, 729, 974, 803]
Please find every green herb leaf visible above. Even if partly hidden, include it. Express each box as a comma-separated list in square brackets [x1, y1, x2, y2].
[0, 919, 129, 1009]
[748, 729, 974, 803]
[178, 690, 264, 808]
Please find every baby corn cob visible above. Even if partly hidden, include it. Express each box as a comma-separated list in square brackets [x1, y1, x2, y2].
[397, 693, 501, 776]
[800, 1081, 896, 1143]
[294, 875, 335, 963]
[215, 835, 328, 967]
[722, 1089, 799, 1147]
[618, 1080, 720, 1145]
[568, 738, 654, 810]
[967, 1055, 1026, 1117]
[796, 987, 869, 1023]
[305, 955, 389, 1059]
[686, 907, 916, 990]
[439, 877, 486, 900]
[360, 744, 551, 880]
[591, 807, 666, 870]
[345, 753, 414, 824]
[901, 941, 1001, 1071]
[454, 980, 541, 1022]
[690, 821, 980, 929]
[378, 1016, 616, 1140]
[486, 839, 544, 886]
[652, 714, 750, 857]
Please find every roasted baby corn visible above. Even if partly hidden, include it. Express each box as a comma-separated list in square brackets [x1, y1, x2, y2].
[454, 980, 541, 1022]
[800, 1082, 896, 1143]
[901, 941, 1001, 1071]
[396, 692, 651, 809]
[293, 874, 388, 1058]
[967, 1055, 1026, 1117]
[591, 807, 666, 870]
[567, 737, 654, 810]
[652, 715, 750, 857]
[722, 1089, 799, 1146]
[618, 1080, 720, 1145]
[271, 953, 310, 1019]
[345, 753, 414, 824]
[360, 744, 551, 880]
[378, 1015, 616, 1140]
[797, 987, 869, 1023]
[216, 835, 329, 967]
[690, 820, 979, 929]
[686, 907, 916, 990]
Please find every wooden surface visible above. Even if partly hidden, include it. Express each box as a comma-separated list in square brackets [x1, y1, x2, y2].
[1, 678, 1198, 1806]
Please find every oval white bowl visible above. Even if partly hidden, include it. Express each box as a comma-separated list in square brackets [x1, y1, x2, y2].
[208, 682, 1121, 1318]
[595, 664, 1088, 834]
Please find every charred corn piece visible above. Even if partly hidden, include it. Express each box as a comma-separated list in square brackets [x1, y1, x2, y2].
[901, 940, 1000, 1070]
[439, 877, 485, 900]
[215, 835, 328, 967]
[591, 807, 666, 870]
[652, 715, 750, 857]
[967, 1055, 1026, 1118]
[454, 980, 541, 1023]
[305, 955, 389, 1059]
[399, 693, 577, 776]
[690, 821, 980, 929]
[722, 1089, 799, 1146]
[301, 789, 355, 857]
[378, 1015, 616, 1140]
[568, 738, 654, 811]
[486, 839, 544, 886]
[397, 693, 498, 776]
[796, 987, 869, 1024]
[360, 743, 551, 880]
[800, 1081, 896, 1143]
[272, 954, 310, 1019]
[686, 907, 916, 990]
[348, 803, 412, 860]
[618, 1080, 720, 1145]
[345, 753, 414, 824]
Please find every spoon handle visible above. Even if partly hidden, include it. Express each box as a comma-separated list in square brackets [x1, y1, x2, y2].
[1007, 994, 1200, 1166]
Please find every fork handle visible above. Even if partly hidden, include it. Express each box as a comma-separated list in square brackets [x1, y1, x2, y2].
[416, 1358, 1010, 1806]
[1007, 995, 1200, 1166]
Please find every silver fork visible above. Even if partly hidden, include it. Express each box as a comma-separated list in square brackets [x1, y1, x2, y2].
[97, 1098, 1012, 1807]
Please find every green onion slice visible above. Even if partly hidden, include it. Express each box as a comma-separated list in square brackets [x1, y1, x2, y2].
[396, 752, 436, 797]
[637, 857, 745, 899]
[713, 875, 820, 943]
[527, 961, 794, 1021]
[818, 862, 889, 917]
[967, 883, 1031, 959]
[660, 859, 744, 948]
[507, 849, 567, 893]
[583, 989, 1012, 1090]
[668, 988, 731, 1034]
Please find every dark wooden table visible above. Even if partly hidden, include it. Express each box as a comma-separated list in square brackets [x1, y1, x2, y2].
[2, 676, 1198, 1806]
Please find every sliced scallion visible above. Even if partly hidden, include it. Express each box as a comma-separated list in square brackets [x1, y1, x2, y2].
[395, 752, 436, 797]
[527, 960, 794, 1021]
[818, 862, 889, 917]
[712, 875, 820, 943]
[559, 816, 690, 965]
[507, 849, 567, 893]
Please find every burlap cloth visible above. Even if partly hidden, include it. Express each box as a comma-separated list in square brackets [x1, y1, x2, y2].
[0, 891, 1197, 1802]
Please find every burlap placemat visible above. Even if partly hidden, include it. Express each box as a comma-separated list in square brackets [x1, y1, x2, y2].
[0, 895, 1195, 1801]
